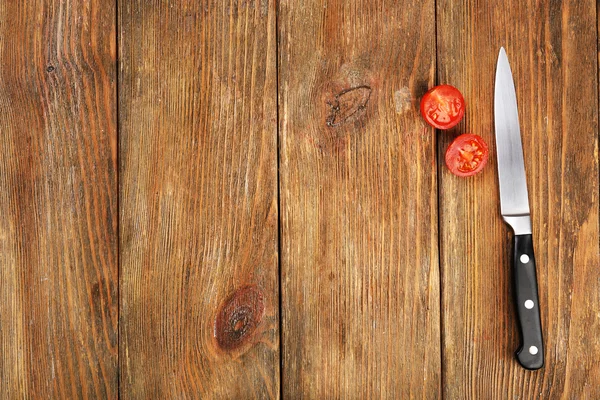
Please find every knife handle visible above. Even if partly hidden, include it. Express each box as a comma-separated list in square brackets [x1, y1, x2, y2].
[513, 233, 544, 370]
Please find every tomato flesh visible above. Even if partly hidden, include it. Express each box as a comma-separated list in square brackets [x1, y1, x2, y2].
[420, 85, 465, 129]
[445, 134, 489, 177]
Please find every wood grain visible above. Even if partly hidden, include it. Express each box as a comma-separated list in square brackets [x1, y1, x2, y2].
[119, 0, 279, 398]
[279, 0, 440, 397]
[0, 1, 117, 398]
[437, 0, 600, 397]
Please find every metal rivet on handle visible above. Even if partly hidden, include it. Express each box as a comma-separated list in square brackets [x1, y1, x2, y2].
[529, 346, 538, 355]
[524, 300, 534, 309]
[520, 254, 530, 264]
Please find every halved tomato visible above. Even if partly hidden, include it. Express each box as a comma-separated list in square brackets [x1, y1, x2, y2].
[445, 134, 489, 177]
[420, 84, 465, 129]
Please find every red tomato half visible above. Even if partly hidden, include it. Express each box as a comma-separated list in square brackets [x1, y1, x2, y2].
[445, 134, 489, 177]
[420, 85, 465, 129]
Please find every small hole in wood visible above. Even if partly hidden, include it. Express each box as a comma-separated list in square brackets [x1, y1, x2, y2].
[233, 318, 245, 332]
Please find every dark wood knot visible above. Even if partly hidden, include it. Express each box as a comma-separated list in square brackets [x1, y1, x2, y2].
[214, 285, 264, 351]
[326, 85, 372, 127]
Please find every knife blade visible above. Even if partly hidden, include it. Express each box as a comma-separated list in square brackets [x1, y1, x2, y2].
[494, 47, 544, 370]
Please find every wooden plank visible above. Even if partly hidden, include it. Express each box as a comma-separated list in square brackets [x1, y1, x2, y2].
[119, 0, 279, 397]
[0, 1, 117, 398]
[437, 0, 600, 397]
[279, 0, 440, 397]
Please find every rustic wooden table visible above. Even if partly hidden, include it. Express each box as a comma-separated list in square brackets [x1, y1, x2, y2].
[1, 1, 598, 398]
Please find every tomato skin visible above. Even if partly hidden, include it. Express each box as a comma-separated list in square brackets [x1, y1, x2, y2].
[420, 85, 465, 129]
[445, 134, 489, 177]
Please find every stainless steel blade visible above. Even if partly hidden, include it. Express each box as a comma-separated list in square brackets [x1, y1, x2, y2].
[494, 48, 531, 234]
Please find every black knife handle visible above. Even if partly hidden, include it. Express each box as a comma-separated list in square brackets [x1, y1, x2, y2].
[513, 234, 544, 370]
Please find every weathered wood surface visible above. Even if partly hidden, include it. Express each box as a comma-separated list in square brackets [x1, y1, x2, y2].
[2, 1, 599, 398]
[119, 0, 279, 398]
[437, 0, 600, 398]
[0, 1, 118, 398]
[279, 0, 440, 397]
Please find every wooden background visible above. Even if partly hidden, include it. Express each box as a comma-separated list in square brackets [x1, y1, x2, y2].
[0, 0, 598, 398]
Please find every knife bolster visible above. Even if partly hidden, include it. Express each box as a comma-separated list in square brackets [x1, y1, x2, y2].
[503, 215, 532, 235]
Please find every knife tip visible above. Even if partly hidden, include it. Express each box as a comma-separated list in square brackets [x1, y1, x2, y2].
[499, 46, 507, 56]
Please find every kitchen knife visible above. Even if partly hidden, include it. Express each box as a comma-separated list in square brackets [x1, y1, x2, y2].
[494, 47, 544, 370]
